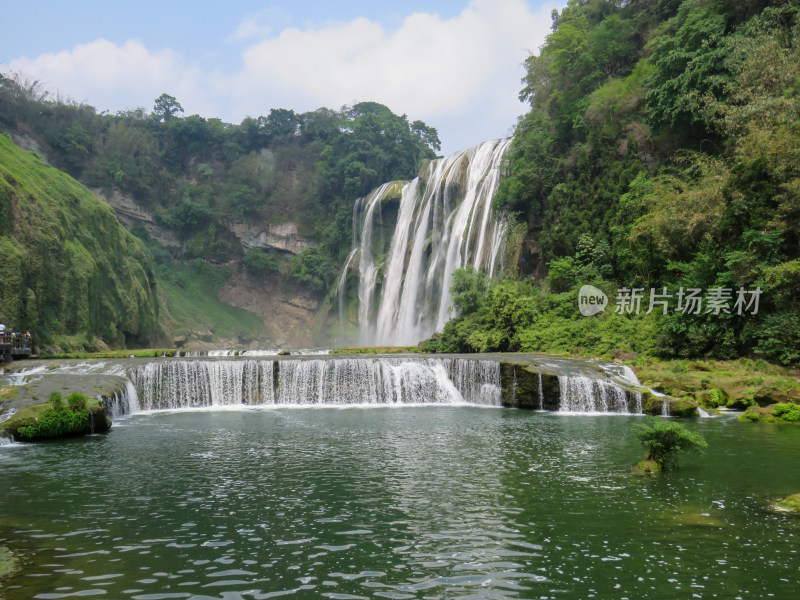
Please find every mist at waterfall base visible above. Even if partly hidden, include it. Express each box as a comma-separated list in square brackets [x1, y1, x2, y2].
[336, 138, 511, 347]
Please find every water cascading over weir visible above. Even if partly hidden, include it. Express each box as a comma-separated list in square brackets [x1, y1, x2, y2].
[335, 138, 512, 346]
[114, 358, 503, 413]
[95, 355, 647, 418]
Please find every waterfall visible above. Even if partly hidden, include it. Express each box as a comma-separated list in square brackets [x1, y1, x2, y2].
[103, 380, 141, 418]
[538, 373, 544, 410]
[619, 365, 640, 386]
[557, 375, 641, 414]
[337, 138, 512, 346]
[661, 399, 671, 416]
[125, 358, 502, 413]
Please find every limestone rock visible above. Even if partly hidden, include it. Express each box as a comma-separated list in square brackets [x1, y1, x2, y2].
[231, 221, 315, 255]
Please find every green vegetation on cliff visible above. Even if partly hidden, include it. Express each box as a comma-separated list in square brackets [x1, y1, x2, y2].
[0, 133, 163, 349]
[0, 79, 439, 279]
[486, 0, 800, 365]
[156, 260, 268, 344]
[0, 78, 440, 347]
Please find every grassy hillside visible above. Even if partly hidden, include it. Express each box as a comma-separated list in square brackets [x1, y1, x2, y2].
[0, 133, 164, 350]
[155, 260, 268, 344]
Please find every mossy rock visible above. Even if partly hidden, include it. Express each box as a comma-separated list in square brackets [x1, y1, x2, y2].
[752, 385, 794, 407]
[0, 545, 20, 581]
[0, 385, 20, 402]
[0, 403, 50, 434]
[771, 493, 800, 514]
[650, 375, 704, 396]
[0, 395, 110, 440]
[739, 403, 800, 424]
[499, 362, 559, 410]
[725, 396, 753, 410]
[642, 394, 699, 417]
[659, 509, 727, 528]
[633, 459, 662, 476]
[691, 388, 729, 408]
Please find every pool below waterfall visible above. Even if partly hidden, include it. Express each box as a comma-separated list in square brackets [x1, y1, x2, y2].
[1, 406, 799, 599]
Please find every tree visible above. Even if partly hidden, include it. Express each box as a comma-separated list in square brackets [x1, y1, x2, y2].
[152, 93, 184, 122]
[632, 417, 708, 471]
[450, 266, 490, 316]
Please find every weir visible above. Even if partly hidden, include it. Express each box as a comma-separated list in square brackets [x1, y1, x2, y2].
[124, 357, 502, 414]
[336, 138, 512, 346]
[97, 355, 646, 418]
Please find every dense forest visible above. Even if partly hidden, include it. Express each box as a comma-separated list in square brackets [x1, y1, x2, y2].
[425, 0, 800, 365]
[0, 76, 440, 349]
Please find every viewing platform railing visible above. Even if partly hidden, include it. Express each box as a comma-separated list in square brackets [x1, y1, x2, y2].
[0, 333, 32, 363]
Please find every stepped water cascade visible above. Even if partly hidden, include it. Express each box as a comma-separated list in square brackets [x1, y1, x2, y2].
[125, 358, 502, 413]
[337, 138, 512, 346]
[558, 375, 642, 414]
[2, 356, 647, 422]
[103, 380, 140, 418]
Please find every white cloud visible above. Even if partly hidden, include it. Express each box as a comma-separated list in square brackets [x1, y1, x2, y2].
[229, 0, 559, 151]
[3, 39, 210, 116]
[2, 0, 561, 153]
[227, 7, 290, 43]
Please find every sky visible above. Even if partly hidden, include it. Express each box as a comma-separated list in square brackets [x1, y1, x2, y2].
[1, 0, 565, 155]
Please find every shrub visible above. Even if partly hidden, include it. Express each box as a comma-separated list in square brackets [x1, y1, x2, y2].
[48, 391, 64, 411]
[66, 392, 87, 410]
[244, 249, 279, 275]
[632, 417, 708, 467]
[16, 407, 90, 440]
[772, 403, 800, 422]
[16, 392, 92, 440]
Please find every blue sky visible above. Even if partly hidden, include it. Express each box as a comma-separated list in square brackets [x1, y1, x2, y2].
[2, 1, 564, 154]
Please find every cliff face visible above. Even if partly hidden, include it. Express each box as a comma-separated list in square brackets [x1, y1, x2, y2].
[0, 134, 165, 349]
[231, 221, 315, 255]
[218, 269, 319, 347]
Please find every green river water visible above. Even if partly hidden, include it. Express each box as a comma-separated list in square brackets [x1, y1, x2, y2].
[1, 407, 799, 599]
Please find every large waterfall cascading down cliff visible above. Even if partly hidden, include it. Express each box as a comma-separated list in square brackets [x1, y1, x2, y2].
[336, 138, 512, 346]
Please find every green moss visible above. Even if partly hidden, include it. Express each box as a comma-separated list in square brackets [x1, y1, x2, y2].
[1, 393, 108, 440]
[633, 458, 662, 476]
[773, 493, 800, 514]
[42, 348, 179, 359]
[0, 545, 20, 581]
[635, 358, 800, 410]
[741, 403, 800, 424]
[0, 403, 50, 429]
[642, 393, 699, 417]
[0, 385, 19, 401]
[657, 507, 727, 528]
[156, 262, 267, 343]
[499, 362, 560, 410]
[0, 135, 164, 349]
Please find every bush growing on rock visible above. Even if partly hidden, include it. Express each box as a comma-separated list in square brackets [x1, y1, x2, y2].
[632, 417, 707, 471]
[17, 393, 92, 441]
[771, 403, 800, 422]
